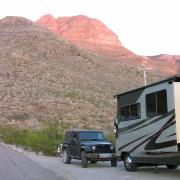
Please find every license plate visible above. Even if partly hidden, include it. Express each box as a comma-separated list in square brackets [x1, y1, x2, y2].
[100, 154, 112, 158]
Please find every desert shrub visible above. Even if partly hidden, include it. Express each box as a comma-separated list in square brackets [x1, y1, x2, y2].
[0, 122, 69, 156]
[105, 132, 115, 145]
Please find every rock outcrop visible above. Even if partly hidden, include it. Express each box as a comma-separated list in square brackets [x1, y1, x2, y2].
[37, 14, 180, 75]
[37, 14, 121, 47]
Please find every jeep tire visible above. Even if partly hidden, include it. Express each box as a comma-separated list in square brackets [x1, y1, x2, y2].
[90, 160, 97, 164]
[62, 149, 71, 164]
[81, 151, 88, 168]
[111, 158, 117, 167]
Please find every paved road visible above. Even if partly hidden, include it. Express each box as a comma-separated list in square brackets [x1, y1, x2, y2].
[0, 143, 64, 180]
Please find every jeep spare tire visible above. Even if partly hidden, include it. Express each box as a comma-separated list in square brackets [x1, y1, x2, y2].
[81, 151, 88, 168]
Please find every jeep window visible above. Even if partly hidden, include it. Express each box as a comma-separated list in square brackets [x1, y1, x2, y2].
[65, 132, 73, 142]
[79, 132, 105, 141]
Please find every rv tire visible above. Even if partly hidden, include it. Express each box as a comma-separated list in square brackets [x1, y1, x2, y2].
[166, 165, 178, 169]
[123, 154, 137, 172]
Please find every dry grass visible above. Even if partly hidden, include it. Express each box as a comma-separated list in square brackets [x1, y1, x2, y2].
[0, 17, 164, 132]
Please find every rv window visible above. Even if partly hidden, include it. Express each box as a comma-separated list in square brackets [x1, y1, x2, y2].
[146, 90, 167, 117]
[157, 90, 167, 114]
[119, 103, 140, 121]
[146, 93, 156, 117]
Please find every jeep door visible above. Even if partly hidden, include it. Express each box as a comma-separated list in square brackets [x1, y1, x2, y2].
[69, 132, 80, 158]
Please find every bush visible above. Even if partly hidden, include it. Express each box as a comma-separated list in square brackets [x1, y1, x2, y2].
[105, 132, 115, 145]
[0, 122, 69, 156]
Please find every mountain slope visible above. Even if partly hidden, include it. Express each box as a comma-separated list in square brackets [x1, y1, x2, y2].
[0, 16, 159, 132]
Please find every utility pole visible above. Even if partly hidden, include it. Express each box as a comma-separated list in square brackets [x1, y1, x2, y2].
[143, 68, 149, 86]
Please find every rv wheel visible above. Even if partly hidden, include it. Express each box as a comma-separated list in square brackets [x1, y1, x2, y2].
[166, 165, 178, 169]
[123, 154, 137, 172]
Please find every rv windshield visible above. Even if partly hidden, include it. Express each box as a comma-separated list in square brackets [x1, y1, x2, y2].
[79, 132, 105, 141]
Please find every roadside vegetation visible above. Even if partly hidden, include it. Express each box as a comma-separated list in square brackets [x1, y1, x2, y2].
[0, 121, 115, 156]
[106, 132, 115, 145]
[0, 122, 69, 156]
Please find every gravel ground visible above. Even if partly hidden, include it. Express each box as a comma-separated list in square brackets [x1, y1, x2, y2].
[1, 143, 180, 180]
[27, 153, 180, 180]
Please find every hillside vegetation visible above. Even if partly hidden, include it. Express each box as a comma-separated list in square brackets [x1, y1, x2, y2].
[0, 16, 161, 132]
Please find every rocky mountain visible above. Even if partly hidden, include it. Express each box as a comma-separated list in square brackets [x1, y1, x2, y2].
[36, 15, 145, 65]
[37, 14, 121, 46]
[0, 16, 161, 132]
[37, 14, 180, 74]
[148, 54, 180, 73]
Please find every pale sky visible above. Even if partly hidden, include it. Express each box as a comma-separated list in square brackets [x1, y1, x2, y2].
[0, 0, 180, 56]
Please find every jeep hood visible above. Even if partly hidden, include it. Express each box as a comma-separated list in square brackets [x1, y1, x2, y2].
[80, 141, 112, 146]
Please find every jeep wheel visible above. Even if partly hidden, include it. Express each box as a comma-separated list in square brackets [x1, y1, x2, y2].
[111, 158, 117, 167]
[81, 151, 88, 168]
[62, 149, 71, 164]
[123, 154, 137, 172]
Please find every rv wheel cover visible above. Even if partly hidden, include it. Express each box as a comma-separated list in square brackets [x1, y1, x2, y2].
[124, 154, 137, 172]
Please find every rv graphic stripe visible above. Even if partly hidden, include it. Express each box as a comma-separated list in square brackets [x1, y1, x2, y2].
[118, 133, 150, 151]
[118, 117, 151, 134]
[145, 115, 176, 150]
[119, 110, 174, 135]
[129, 114, 176, 152]
[167, 133, 176, 137]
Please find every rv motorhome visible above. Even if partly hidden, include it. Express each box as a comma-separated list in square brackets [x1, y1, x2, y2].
[114, 76, 180, 171]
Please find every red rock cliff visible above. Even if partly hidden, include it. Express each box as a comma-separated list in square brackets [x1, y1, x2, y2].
[37, 14, 121, 47]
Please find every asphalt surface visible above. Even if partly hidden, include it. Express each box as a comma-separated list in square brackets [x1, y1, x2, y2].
[0, 143, 65, 180]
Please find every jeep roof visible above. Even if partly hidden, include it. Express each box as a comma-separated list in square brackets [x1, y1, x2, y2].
[65, 130, 103, 133]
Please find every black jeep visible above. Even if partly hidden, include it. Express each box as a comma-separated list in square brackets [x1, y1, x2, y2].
[62, 130, 117, 168]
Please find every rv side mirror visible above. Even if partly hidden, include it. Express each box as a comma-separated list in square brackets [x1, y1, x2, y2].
[114, 118, 118, 126]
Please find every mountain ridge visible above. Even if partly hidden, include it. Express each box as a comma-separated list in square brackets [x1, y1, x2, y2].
[37, 14, 180, 74]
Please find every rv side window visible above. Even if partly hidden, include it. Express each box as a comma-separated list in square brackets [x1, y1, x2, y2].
[146, 93, 156, 117]
[146, 90, 167, 117]
[157, 90, 168, 114]
[119, 103, 140, 121]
